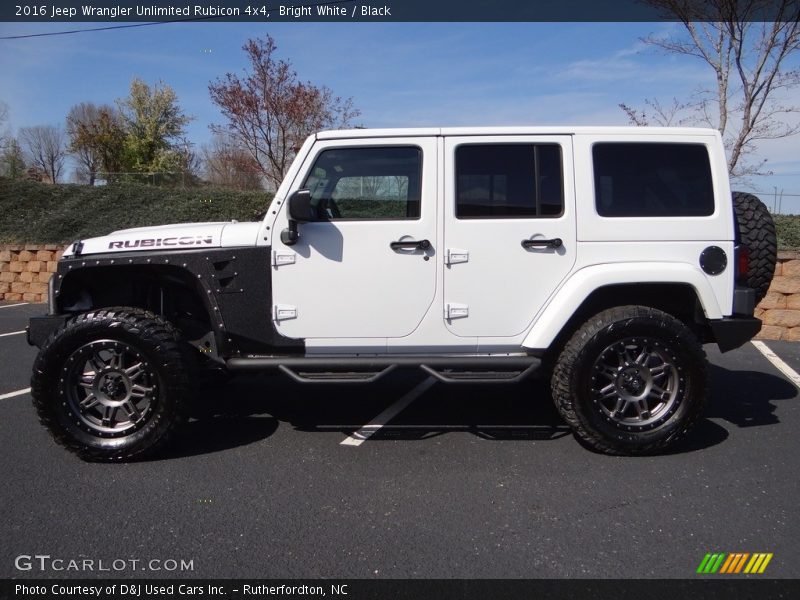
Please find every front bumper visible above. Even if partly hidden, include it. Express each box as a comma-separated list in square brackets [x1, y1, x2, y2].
[709, 317, 762, 353]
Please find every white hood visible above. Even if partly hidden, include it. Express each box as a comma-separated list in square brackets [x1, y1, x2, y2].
[62, 221, 262, 257]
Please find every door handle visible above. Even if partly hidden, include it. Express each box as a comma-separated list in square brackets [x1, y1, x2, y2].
[521, 237, 562, 249]
[390, 239, 431, 251]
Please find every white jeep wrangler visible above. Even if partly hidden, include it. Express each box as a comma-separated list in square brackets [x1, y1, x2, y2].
[28, 127, 776, 460]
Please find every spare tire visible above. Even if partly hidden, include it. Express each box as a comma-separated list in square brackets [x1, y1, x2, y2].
[732, 191, 777, 303]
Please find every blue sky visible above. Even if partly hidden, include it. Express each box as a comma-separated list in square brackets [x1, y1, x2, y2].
[1, 21, 799, 211]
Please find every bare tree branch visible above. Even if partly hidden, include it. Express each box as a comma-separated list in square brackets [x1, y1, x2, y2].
[201, 131, 263, 190]
[619, 97, 693, 126]
[621, 0, 800, 178]
[209, 35, 360, 190]
[20, 125, 67, 183]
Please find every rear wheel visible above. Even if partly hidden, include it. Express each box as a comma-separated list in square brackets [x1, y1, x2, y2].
[551, 306, 707, 455]
[32, 307, 191, 461]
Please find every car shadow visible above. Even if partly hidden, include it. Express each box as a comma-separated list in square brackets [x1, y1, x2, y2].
[705, 364, 795, 427]
[653, 363, 795, 455]
[159, 414, 280, 460]
[159, 362, 796, 459]
[354, 377, 572, 442]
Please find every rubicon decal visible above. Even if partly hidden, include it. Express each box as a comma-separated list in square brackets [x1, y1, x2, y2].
[108, 236, 214, 249]
[696, 552, 773, 574]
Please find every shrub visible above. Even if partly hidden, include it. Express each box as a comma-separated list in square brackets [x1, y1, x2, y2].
[3, 178, 800, 250]
[0, 179, 272, 243]
[773, 214, 800, 250]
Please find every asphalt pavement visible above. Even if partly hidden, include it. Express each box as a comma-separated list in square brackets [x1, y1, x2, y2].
[1, 302, 798, 579]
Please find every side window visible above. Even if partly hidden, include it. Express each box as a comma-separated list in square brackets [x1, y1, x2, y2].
[455, 144, 563, 219]
[302, 146, 422, 220]
[593, 143, 714, 217]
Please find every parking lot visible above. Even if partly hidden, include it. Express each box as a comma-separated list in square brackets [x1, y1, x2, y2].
[1, 301, 799, 579]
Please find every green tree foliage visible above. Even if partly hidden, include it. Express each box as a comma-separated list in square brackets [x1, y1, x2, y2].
[0, 100, 25, 178]
[0, 138, 27, 179]
[0, 100, 9, 151]
[117, 77, 193, 174]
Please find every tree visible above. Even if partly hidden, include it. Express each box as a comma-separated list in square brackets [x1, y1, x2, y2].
[0, 137, 26, 179]
[66, 103, 106, 185]
[177, 137, 202, 178]
[90, 106, 127, 178]
[201, 132, 263, 190]
[117, 77, 192, 174]
[0, 101, 9, 150]
[20, 125, 67, 183]
[66, 103, 130, 184]
[209, 35, 360, 190]
[619, 0, 800, 178]
[0, 103, 25, 179]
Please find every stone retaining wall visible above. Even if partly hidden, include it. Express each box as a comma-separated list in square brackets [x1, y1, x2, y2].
[0, 245, 798, 341]
[754, 251, 800, 340]
[0, 244, 64, 303]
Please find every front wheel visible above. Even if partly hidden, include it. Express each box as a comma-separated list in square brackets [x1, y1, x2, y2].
[32, 307, 191, 461]
[551, 306, 708, 455]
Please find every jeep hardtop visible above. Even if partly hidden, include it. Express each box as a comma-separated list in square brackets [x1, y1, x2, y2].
[27, 126, 777, 460]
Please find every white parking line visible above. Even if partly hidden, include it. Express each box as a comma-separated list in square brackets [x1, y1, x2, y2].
[0, 303, 27, 309]
[752, 340, 800, 389]
[0, 387, 31, 400]
[0, 330, 25, 338]
[340, 377, 437, 446]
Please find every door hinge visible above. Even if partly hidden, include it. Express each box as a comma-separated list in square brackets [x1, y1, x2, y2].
[445, 248, 469, 265]
[273, 304, 297, 320]
[272, 251, 296, 267]
[446, 303, 469, 319]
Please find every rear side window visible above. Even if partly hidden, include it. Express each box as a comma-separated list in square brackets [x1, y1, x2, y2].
[593, 143, 714, 217]
[456, 144, 563, 218]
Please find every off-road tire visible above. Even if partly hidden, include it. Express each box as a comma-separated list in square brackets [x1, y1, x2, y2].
[32, 307, 191, 461]
[733, 191, 777, 304]
[551, 306, 708, 455]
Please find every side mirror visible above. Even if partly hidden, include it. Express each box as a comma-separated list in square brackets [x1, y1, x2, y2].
[281, 189, 316, 246]
[288, 189, 318, 222]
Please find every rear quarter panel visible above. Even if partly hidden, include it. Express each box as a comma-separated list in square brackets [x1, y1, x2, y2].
[573, 131, 734, 315]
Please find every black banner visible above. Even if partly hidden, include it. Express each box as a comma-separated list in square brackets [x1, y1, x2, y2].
[0, 0, 796, 23]
[2, 579, 800, 600]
